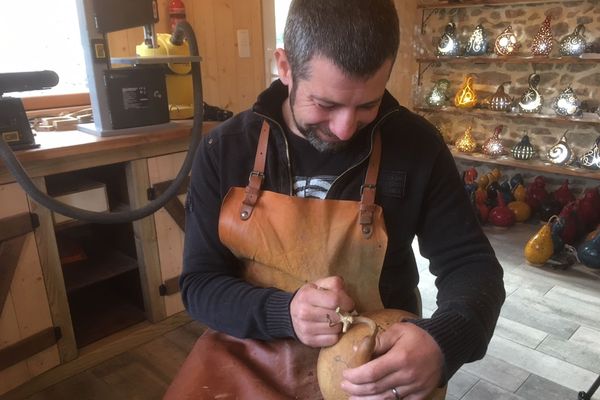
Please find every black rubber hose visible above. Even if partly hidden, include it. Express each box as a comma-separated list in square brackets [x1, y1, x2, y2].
[0, 21, 203, 224]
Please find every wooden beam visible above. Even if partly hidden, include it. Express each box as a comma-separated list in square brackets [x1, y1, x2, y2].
[151, 177, 190, 232]
[0, 236, 26, 313]
[0, 213, 38, 242]
[159, 276, 181, 297]
[0, 327, 61, 371]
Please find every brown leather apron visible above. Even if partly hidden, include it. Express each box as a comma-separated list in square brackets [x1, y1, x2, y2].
[164, 121, 388, 399]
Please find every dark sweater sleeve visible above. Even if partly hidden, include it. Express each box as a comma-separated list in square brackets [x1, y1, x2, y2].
[180, 132, 296, 340]
[409, 142, 506, 381]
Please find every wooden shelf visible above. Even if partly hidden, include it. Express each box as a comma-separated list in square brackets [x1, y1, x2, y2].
[418, 0, 584, 9]
[450, 147, 600, 180]
[62, 250, 138, 293]
[68, 280, 146, 348]
[417, 55, 600, 65]
[415, 106, 600, 127]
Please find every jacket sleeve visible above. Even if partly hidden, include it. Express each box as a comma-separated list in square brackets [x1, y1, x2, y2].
[180, 132, 296, 340]
[409, 141, 506, 381]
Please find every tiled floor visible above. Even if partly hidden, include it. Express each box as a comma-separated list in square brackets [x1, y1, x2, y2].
[16, 223, 600, 400]
[418, 224, 600, 400]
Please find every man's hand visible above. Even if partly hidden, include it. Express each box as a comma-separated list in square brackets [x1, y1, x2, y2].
[340, 322, 443, 400]
[290, 276, 355, 347]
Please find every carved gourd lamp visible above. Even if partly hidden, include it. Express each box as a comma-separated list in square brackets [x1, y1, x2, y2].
[559, 24, 587, 57]
[531, 15, 554, 56]
[455, 76, 478, 108]
[580, 136, 600, 170]
[511, 133, 536, 160]
[437, 22, 461, 57]
[465, 24, 488, 56]
[518, 73, 543, 113]
[552, 87, 582, 117]
[455, 126, 477, 153]
[547, 130, 574, 165]
[482, 125, 505, 157]
[494, 25, 520, 56]
[488, 82, 513, 111]
[425, 79, 451, 108]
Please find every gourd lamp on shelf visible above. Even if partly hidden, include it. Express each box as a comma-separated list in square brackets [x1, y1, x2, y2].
[437, 22, 461, 57]
[455, 76, 478, 108]
[547, 130, 574, 166]
[465, 24, 488, 56]
[511, 134, 536, 160]
[455, 126, 477, 153]
[531, 15, 554, 56]
[482, 125, 505, 157]
[518, 73, 543, 113]
[552, 87, 582, 117]
[579, 136, 600, 170]
[559, 24, 587, 57]
[425, 79, 451, 108]
[488, 82, 513, 111]
[494, 25, 520, 56]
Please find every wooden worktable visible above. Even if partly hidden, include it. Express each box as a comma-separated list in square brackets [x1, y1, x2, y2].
[0, 121, 218, 185]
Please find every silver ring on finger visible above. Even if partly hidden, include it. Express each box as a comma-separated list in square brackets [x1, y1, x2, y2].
[391, 387, 401, 400]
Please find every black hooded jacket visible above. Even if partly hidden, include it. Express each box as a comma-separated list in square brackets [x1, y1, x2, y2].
[181, 80, 505, 380]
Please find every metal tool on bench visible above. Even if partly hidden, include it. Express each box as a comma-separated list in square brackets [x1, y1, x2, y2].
[0, 70, 59, 150]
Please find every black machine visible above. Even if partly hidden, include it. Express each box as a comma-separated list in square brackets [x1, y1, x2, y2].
[0, 70, 59, 149]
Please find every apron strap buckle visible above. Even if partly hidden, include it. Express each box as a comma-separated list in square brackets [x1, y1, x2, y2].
[241, 171, 264, 220]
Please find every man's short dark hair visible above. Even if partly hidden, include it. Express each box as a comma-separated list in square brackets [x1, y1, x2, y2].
[283, 0, 400, 81]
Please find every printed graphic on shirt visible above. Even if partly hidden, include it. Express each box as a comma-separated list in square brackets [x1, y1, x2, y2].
[293, 175, 336, 199]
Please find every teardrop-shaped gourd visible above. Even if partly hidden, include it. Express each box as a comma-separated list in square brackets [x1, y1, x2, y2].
[524, 221, 554, 266]
[488, 82, 513, 111]
[489, 191, 516, 227]
[577, 234, 600, 269]
[513, 184, 527, 202]
[317, 309, 447, 400]
[507, 199, 531, 222]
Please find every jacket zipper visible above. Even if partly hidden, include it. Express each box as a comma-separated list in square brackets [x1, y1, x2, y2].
[255, 108, 400, 198]
[326, 108, 399, 199]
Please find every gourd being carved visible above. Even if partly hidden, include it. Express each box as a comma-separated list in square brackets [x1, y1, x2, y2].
[317, 309, 447, 400]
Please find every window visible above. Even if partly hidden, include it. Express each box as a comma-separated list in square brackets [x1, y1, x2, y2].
[262, 0, 292, 85]
[0, 0, 88, 98]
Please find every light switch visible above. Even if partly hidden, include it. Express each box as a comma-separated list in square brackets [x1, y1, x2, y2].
[237, 29, 251, 58]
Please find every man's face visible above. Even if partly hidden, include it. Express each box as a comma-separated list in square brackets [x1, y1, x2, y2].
[278, 54, 392, 152]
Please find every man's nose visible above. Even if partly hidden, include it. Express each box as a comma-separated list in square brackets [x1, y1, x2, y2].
[329, 109, 358, 141]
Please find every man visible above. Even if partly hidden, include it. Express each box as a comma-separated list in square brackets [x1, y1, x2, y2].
[166, 1, 505, 399]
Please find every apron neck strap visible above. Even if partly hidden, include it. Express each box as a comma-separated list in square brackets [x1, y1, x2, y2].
[359, 129, 382, 238]
[240, 120, 270, 220]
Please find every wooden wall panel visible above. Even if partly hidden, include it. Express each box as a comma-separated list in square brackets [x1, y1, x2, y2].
[0, 183, 60, 395]
[388, 0, 419, 110]
[107, 0, 266, 114]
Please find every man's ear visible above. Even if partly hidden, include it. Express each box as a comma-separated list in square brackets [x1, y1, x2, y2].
[274, 48, 292, 86]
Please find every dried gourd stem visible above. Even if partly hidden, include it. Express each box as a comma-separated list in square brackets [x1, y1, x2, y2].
[335, 307, 377, 334]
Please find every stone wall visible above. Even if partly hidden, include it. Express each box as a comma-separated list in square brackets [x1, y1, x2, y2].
[415, 0, 600, 172]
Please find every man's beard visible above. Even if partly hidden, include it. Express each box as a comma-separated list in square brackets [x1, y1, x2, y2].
[289, 87, 351, 153]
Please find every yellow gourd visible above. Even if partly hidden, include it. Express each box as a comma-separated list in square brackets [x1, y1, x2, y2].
[524, 221, 554, 266]
[317, 309, 447, 400]
[508, 200, 531, 222]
